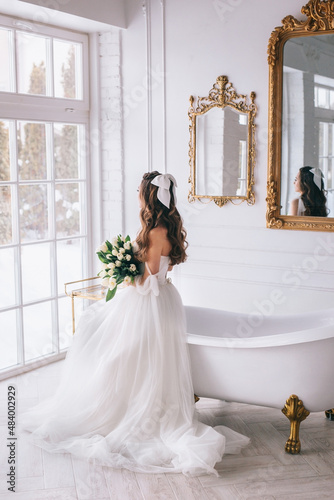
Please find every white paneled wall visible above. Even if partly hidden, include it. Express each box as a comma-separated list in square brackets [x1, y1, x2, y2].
[180, 224, 334, 314]
[102, 0, 334, 315]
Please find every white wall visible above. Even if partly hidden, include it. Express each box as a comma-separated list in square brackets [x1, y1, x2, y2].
[120, 0, 334, 315]
[99, 30, 124, 243]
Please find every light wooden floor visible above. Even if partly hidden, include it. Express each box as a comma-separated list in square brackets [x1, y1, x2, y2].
[1, 361, 334, 500]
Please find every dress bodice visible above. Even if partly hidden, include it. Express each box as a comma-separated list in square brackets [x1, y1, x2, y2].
[149, 255, 170, 284]
[297, 197, 305, 216]
[135, 255, 171, 296]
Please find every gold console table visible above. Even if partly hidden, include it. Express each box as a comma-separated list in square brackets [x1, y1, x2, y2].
[64, 277, 105, 334]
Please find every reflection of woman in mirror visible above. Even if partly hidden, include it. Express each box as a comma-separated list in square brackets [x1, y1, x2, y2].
[289, 166, 328, 217]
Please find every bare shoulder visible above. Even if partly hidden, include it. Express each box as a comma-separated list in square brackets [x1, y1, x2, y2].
[148, 226, 171, 255]
[149, 226, 168, 241]
[289, 198, 299, 215]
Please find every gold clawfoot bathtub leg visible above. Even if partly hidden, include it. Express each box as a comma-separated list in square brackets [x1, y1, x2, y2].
[194, 394, 200, 403]
[325, 409, 334, 421]
[281, 394, 310, 454]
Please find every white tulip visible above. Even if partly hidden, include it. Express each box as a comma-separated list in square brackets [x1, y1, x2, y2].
[112, 237, 118, 246]
[124, 241, 131, 250]
[123, 276, 132, 286]
[116, 260, 122, 267]
[119, 247, 125, 254]
[130, 264, 136, 272]
[100, 242, 108, 253]
[108, 277, 117, 289]
[117, 253, 123, 260]
[108, 263, 115, 271]
[112, 249, 118, 256]
[125, 254, 131, 261]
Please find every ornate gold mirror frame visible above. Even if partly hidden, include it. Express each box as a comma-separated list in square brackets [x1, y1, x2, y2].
[267, 0, 334, 231]
[188, 75, 257, 207]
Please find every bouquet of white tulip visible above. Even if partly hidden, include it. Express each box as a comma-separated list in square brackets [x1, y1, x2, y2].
[96, 235, 140, 301]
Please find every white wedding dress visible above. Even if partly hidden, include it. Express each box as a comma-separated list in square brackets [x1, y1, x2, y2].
[20, 256, 249, 476]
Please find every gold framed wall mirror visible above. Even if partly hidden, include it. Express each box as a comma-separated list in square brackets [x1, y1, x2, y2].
[188, 76, 257, 207]
[267, 0, 334, 231]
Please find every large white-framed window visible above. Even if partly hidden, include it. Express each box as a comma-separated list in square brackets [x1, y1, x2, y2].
[0, 14, 90, 375]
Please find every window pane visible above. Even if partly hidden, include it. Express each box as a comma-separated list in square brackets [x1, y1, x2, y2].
[19, 184, 48, 242]
[23, 301, 54, 362]
[0, 248, 16, 308]
[330, 90, 334, 110]
[18, 121, 47, 180]
[21, 243, 52, 302]
[54, 123, 80, 179]
[54, 40, 82, 99]
[329, 159, 333, 190]
[0, 120, 10, 181]
[57, 238, 84, 293]
[0, 185, 12, 245]
[58, 296, 73, 349]
[314, 86, 318, 108]
[0, 28, 13, 92]
[0, 310, 17, 370]
[56, 182, 80, 237]
[16, 32, 49, 96]
[319, 122, 325, 156]
[317, 87, 328, 109]
[319, 157, 326, 178]
[329, 124, 334, 157]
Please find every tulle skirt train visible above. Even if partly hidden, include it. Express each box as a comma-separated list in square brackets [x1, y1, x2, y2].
[19, 280, 249, 476]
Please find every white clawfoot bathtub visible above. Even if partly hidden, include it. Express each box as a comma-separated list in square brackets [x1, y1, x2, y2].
[185, 305, 334, 453]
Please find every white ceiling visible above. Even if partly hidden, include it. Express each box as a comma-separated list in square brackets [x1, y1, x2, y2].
[0, 0, 126, 32]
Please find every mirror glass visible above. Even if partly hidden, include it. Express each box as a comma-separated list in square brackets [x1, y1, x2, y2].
[281, 34, 334, 217]
[195, 107, 248, 197]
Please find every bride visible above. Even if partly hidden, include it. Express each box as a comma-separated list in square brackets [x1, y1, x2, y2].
[20, 171, 250, 476]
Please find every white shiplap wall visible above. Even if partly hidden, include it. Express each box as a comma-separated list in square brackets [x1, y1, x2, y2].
[108, 0, 334, 315]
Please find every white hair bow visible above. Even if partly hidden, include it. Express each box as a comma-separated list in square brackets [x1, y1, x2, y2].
[151, 174, 177, 208]
[310, 167, 323, 191]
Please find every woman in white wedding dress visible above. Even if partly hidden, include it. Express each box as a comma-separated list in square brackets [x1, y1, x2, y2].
[20, 171, 250, 476]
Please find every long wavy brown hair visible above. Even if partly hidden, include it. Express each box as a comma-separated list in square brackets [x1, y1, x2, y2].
[299, 166, 328, 217]
[135, 171, 188, 265]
